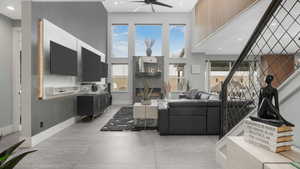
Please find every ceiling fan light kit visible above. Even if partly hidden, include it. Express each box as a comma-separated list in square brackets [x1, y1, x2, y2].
[131, 0, 173, 12]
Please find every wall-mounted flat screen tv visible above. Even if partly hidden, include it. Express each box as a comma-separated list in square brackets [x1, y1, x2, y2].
[82, 47, 101, 82]
[100, 62, 108, 78]
[50, 41, 78, 76]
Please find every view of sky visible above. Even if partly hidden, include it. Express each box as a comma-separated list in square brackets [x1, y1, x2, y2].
[169, 25, 185, 58]
[135, 25, 162, 56]
[111, 24, 185, 58]
[112, 25, 128, 58]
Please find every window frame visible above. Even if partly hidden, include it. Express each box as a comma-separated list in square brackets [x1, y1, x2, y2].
[111, 24, 129, 59]
[168, 63, 186, 92]
[208, 61, 232, 93]
[134, 24, 163, 57]
[208, 60, 256, 94]
[111, 63, 129, 93]
[169, 24, 187, 59]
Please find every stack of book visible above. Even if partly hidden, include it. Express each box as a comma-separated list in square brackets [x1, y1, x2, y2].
[244, 119, 294, 153]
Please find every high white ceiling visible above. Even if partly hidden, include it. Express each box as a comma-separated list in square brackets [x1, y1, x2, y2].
[0, 0, 21, 19]
[102, 0, 198, 13]
[0, 0, 197, 20]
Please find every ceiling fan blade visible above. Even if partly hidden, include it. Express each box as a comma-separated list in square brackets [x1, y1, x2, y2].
[151, 3, 156, 12]
[152, 1, 173, 8]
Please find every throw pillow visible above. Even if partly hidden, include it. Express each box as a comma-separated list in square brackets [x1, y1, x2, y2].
[200, 92, 210, 100]
[189, 89, 199, 99]
[195, 92, 202, 99]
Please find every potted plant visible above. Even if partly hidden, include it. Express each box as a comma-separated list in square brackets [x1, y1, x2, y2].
[144, 39, 155, 56]
[0, 140, 36, 169]
[141, 80, 153, 105]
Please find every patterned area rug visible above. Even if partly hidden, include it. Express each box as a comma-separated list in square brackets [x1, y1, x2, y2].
[101, 106, 157, 131]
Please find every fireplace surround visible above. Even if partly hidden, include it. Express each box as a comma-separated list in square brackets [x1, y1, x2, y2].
[133, 56, 164, 103]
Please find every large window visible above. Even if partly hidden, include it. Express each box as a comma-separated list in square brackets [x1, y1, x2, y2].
[111, 64, 128, 92]
[209, 61, 230, 94]
[168, 64, 185, 92]
[111, 25, 128, 58]
[135, 25, 162, 56]
[169, 25, 186, 58]
[209, 61, 256, 94]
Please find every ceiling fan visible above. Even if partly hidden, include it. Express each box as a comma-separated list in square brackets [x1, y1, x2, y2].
[131, 0, 173, 12]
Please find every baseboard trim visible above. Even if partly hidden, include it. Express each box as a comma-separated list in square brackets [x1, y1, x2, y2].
[0, 124, 19, 136]
[31, 117, 76, 147]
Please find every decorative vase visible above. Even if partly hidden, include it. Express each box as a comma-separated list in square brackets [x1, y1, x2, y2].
[141, 99, 151, 105]
[146, 48, 152, 56]
[91, 84, 98, 92]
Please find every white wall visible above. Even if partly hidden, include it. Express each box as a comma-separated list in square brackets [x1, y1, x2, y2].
[279, 52, 300, 147]
[0, 14, 14, 130]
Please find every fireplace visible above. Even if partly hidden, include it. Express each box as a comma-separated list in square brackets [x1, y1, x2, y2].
[133, 56, 164, 103]
[135, 88, 162, 101]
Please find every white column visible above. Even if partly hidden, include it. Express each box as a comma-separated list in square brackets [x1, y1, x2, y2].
[21, 0, 32, 147]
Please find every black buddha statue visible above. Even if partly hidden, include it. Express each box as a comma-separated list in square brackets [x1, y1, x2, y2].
[250, 75, 294, 127]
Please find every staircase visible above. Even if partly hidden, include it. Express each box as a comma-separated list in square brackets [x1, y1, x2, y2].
[216, 0, 300, 167]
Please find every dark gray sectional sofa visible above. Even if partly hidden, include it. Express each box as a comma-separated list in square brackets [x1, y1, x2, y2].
[158, 99, 220, 135]
[158, 90, 254, 135]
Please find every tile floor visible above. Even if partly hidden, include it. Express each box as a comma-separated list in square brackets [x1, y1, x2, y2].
[2, 106, 221, 169]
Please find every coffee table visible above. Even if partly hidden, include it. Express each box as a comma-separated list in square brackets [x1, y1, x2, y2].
[133, 100, 158, 128]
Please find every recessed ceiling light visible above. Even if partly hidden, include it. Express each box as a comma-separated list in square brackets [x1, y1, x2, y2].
[218, 47, 222, 50]
[237, 38, 243, 41]
[114, 1, 119, 5]
[6, 6, 15, 11]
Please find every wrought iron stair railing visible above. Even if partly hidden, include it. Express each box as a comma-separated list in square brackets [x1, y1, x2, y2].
[220, 0, 300, 138]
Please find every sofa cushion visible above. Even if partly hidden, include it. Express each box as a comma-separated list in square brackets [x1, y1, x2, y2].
[185, 89, 199, 99]
[200, 93, 210, 100]
[208, 94, 219, 100]
[195, 92, 202, 99]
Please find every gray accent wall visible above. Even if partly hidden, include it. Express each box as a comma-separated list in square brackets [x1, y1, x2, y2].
[0, 14, 13, 128]
[30, 1, 107, 135]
